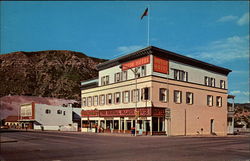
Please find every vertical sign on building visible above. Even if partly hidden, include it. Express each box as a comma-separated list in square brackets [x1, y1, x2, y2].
[153, 56, 169, 74]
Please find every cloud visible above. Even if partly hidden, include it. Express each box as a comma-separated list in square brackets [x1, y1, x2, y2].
[217, 15, 238, 22]
[233, 70, 249, 74]
[230, 90, 249, 96]
[230, 90, 241, 94]
[217, 12, 249, 26]
[237, 12, 249, 26]
[242, 92, 250, 96]
[188, 35, 249, 64]
[114, 45, 145, 58]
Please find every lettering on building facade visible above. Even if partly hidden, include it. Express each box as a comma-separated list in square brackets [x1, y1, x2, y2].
[82, 107, 165, 117]
[153, 56, 169, 74]
[122, 56, 150, 70]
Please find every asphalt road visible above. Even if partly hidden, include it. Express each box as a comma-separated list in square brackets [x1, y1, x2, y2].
[0, 130, 249, 161]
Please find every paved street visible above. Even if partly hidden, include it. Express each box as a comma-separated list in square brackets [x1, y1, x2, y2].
[0, 130, 249, 161]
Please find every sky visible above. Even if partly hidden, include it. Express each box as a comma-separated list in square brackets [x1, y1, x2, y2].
[0, 1, 249, 103]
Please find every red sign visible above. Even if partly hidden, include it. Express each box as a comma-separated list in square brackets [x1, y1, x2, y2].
[81, 107, 166, 117]
[153, 56, 169, 74]
[152, 108, 165, 117]
[99, 108, 152, 117]
[122, 56, 150, 70]
[81, 110, 99, 117]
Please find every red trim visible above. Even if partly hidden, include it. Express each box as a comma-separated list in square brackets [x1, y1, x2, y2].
[31, 102, 35, 119]
[81, 107, 165, 117]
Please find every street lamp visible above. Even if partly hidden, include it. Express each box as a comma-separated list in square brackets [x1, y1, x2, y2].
[119, 65, 139, 136]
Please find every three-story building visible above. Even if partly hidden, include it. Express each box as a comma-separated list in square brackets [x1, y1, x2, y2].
[81, 46, 231, 135]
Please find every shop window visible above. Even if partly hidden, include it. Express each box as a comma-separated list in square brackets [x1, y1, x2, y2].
[207, 95, 213, 106]
[87, 96, 92, 106]
[57, 110, 62, 114]
[45, 109, 51, 114]
[132, 89, 140, 102]
[99, 95, 105, 105]
[216, 96, 222, 107]
[159, 88, 168, 102]
[107, 93, 112, 104]
[93, 96, 98, 106]
[123, 91, 130, 103]
[141, 87, 150, 100]
[186, 92, 193, 104]
[174, 90, 182, 104]
[114, 92, 121, 104]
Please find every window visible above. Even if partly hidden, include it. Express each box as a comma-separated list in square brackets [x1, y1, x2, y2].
[93, 96, 98, 106]
[114, 73, 121, 83]
[141, 87, 150, 101]
[101, 75, 109, 85]
[186, 92, 193, 104]
[205, 76, 215, 87]
[82, 97, 87, 107]
[87, 96, 92, 106]
[99, 95, 105, 105]
[135, 67, 141, 78]
[216, 96, 222, 107]
[123, 91, 130, 103]
[141, 65, 146, 77]
[179, 71, 185, 81]
[172, 69, 188, 81]
[122, 71, 127, 81]
[220, 80, 225, 89]
[211, 78, 215, 87]
[63, 111, 66, 115]
[159, 88, 168, 102]
[105, 76, 109, 85]
[107, 93, 112, 104]
[101, 76, 105, 85]
[207, 95, 213, 106]
[174, 90, 182, 103]
[205, 76, 209, 86]
[132, 89, 140, 102]
[57, 110, 62, 114]
[114, 92, 121, 104]
[45, 109, 51, 114]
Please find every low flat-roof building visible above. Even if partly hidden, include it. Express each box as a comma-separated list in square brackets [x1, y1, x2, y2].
[4, 116, 19, 128]
[19, 102, 81, 131]
[81, 46, 231, 136]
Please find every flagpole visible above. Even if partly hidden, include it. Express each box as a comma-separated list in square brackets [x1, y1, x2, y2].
[147, 5, 150, 46]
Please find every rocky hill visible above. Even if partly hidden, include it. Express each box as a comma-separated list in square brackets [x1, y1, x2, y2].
[0, 50, 106, 100]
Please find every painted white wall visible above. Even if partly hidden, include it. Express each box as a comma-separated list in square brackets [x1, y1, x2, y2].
[152, 60, 228, 89]
[98, 55, 153, 86]
[34, 104, 73, 127]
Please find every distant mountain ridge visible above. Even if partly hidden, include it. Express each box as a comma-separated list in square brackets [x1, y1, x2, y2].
[0, 50, 106, 100]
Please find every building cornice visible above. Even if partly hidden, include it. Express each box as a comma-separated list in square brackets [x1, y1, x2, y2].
[96, 46, 231, 75]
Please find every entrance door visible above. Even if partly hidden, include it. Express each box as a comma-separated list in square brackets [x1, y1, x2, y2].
[210, 119, 214, 134]
[152, 117, 158, 131]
